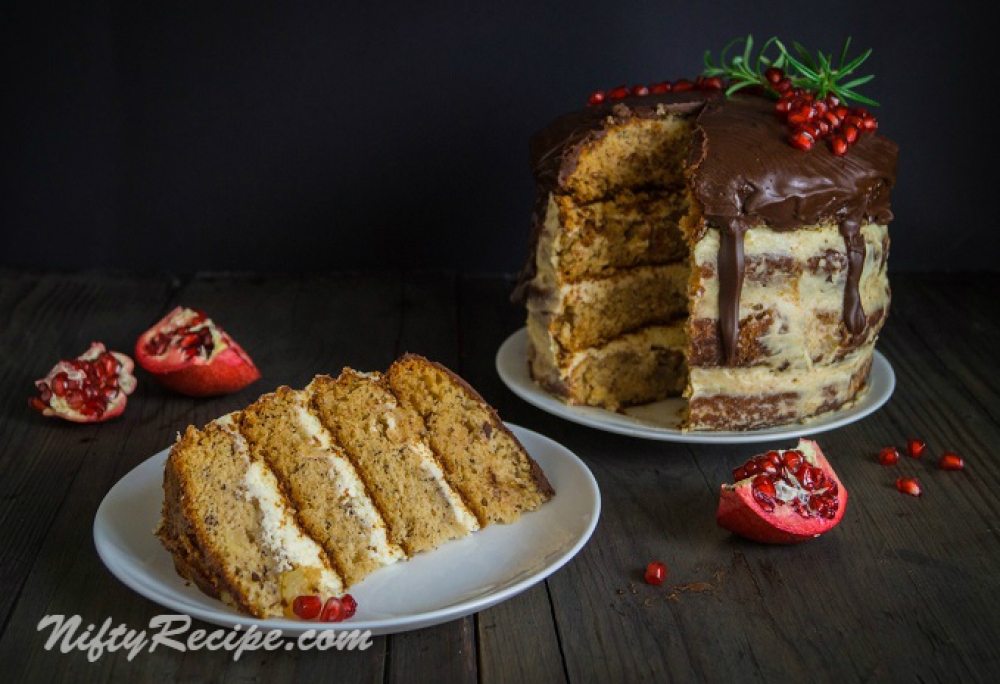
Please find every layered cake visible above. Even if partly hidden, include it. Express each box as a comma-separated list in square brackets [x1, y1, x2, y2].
[156, 354, 554, 618]
[514, 85, 897, 430]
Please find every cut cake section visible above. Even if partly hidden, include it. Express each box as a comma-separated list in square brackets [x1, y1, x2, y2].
[155, 415, 343, 618]
[387, 354, 554, 525]
[238, 386, 405, 588]
[309, 370, 480, 555]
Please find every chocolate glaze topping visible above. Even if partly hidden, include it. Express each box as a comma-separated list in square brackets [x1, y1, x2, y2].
[515, 92, 898, 365]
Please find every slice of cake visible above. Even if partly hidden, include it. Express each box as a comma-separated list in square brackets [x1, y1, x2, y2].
[238, 386, 405, 588]
[156, 415, 343, 618]
[387, 354, 554, 524]
[157, 356, 555, 618]
[308, 369, 481, 555]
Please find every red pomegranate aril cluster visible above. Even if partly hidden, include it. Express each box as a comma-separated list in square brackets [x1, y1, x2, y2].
[766, 68, 877, 155]
[644, 561, 668, 585]
[293, 593, 357, 622]
[735, 449, 838, 520]
[31, 352, 124, 418]
[146, 319, 214, 362]
[587, 76, 723, 107]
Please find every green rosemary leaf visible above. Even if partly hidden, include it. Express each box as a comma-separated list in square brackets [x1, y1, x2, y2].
[792, 41, 817, 71]
[839, 37, 853, 69]
[782, 52, 820, 81]
[839, 48, 873, 76]
[841, 74, 875, 89]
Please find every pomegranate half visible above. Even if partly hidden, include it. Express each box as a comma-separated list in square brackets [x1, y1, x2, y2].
[135, 306, 260, 397]
[29, 342, 137, 423]
[717, 439, 847, 544]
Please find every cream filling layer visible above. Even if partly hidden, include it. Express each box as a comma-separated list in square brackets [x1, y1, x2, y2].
[293, 403, 405, 567]
[241, 460, 342, 595]
[409, 440, 480, 533]
[687, 345, 873, 397]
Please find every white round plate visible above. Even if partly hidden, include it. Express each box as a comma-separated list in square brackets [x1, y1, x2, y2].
[93, 424, 599, 637]
[496, 327, 895, 444]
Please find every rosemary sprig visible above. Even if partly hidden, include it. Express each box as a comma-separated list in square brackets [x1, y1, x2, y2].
[703, 35, 879, 107]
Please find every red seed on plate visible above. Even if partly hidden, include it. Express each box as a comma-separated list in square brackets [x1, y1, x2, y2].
[896, 477, 922, 496]
[340, 594, 358, 619]
[878, 446, 900, 466]
[320, 596, 344, 622]
[588, 91, 606, 106]
[939, 452, 965, 470]
[645, 561, 668, 585]
[906, 438, 926, 458]
[292, 595, 322, 620]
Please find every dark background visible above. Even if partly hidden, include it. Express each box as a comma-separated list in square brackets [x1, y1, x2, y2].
[3, 2, 993, 274]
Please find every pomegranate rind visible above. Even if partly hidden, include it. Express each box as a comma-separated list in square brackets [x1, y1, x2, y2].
[716, 439, 848, 544]
[32, 342, 137, 423]
[150, 345, 261, 397]
[135, 307, 261, 397]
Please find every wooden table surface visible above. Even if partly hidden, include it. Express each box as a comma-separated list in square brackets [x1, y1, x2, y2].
[1, 269, 998, 683]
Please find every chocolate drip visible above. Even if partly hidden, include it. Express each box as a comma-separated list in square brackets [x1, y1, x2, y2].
[841, 219, 867, 334]
[718, 222, 747, 364]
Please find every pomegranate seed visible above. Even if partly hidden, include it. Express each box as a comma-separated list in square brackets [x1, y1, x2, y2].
[649, 83, 669, 94]
[293, 595, 322, 620]
[860, 117, 878, 132]
[775, 99, 794, 114]
[782, 450, 803, 469]
[65, 389, 86, 409]
[823, 111, 841, 129]
[843, 125, 859, 144]
[631, 85, 649, 96]
[588, 91, 606, 106]
[752, 474, 776, 499]
[774, 78, 793, 94]
[789, 129, 815, 151]
[320, 596, 344, 622]
[896, 477, 922, 497]
[732, 466, 749, 481]
[939, 452, 965, 470]
[98, 353, 121, 378]
[644, 561, 668, 585]
[672, 78, 694, 92]
[878, 447, 900, 466]
[906, 438, 926, 458]
[340, 594, 358, 619]
[608, 86, 628, 100]
[700, 76, 724, 90]
[787, 105, 816, 126]
[764, 67, 784, 85]
[744, 460, 761, 476]
[831, 136, 848, 156]
[51, 373, 69, 397]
